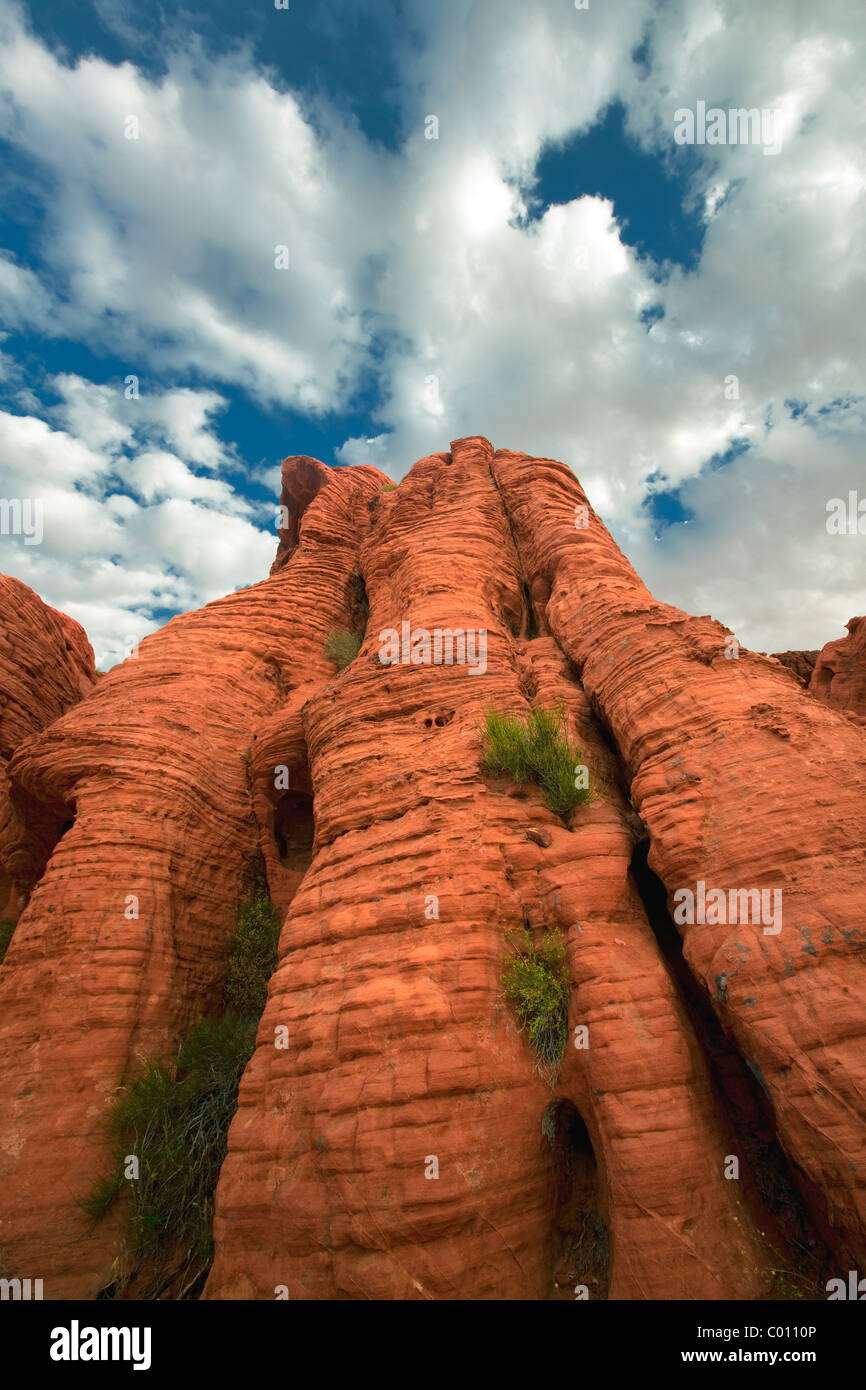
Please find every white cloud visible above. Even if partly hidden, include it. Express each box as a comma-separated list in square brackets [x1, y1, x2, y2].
[50, 375, 236, 471]
[340, 0, 866, 651]
[0, 2, 388, 411]
[0, 0, 864, 658]
[0, 253, 53, 331]
[629, 409, 866, 653]
[0, 382, 276, 668]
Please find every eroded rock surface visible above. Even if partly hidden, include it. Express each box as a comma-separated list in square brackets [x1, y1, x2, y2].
[490, 442, 866, 1273]
[204, 441, 769, 1301]
[769, 649, 819, 687]
[1, 441, 864, 1301]
[0, 463, 385, 1296]
[809, 617, 866, 724]
[0, 575, 95, 921]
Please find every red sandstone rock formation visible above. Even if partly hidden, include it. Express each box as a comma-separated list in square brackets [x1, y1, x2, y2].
[809, 617, 866, 724]
[0, 462, 386, 1296]
[489, 441, 866, 1276]
[204, 442, 769, 1302]
[270, 454, 333, 575]
[1, 439, 864, 1302]
[0, 575, 95, 922]
[769, 648, 819, 687]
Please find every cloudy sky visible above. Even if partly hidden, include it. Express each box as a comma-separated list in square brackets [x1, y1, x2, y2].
[0, 0, 863, 668]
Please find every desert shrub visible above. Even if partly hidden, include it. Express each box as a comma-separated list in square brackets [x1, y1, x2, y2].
[761, 1263, 811, 1300]
[481, 704, 591, 819]
[482, 708, 532, 782]
[325, 571, 369, 670]
[80, 1018, 252, 1272]
[81, 892, 280, 1298]
[378, 483, 397, 492]
[0, 918, 15, 966]
[224, 896, 280, 1015]
[503, 928, 569, 1070]
[570, 1211, 611, 1289]
[325, 627, 362, 670]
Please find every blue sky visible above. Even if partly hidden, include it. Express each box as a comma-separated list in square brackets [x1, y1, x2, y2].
[0, 0, 864, 665]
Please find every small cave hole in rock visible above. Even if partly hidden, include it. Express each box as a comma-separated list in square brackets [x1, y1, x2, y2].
[273, 790, 315, 872]
[269, 779, 316, 914]
[543, 1098, 610, 1299]
[504, 608, 522, 639]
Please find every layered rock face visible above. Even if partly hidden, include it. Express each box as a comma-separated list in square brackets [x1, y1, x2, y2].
[206, 441, 766, 1301]
[0, 576, 96, 922]
[809, 617, 866, 724]
[1, 438, 864, 1300]
[0, 462, 386, 1296]
[769, 648, 819, 687]
[489, 444, 866, 1274]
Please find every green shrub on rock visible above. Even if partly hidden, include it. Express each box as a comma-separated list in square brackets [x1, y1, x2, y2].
[481, 704, 591, 820]
[502, 928, 569, 1071]
[80, 893, 281, 1298]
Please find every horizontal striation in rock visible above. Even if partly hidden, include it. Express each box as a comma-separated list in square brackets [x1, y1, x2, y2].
[809, 616, 866, 724]
[204, 438, 767, 1300]
[0, 574, 96, 920]
[2, 438, 862, 1302]
[206, 440, 554, 1298]
[0, 462, 386, 1297]
[769, 649, 819, 687]
[490, 444, 866, 1268]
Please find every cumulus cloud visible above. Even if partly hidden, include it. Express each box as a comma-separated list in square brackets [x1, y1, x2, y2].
[0, 381, 276, 667]
[0, 1, 388, 411]
[339, 0, 866, 650]
[49, 375, 238, 473]
[0, 252, 54, 331]
[0, 0, 863, 657]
